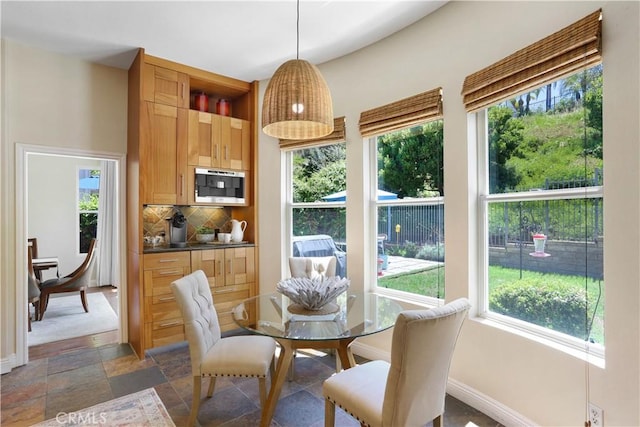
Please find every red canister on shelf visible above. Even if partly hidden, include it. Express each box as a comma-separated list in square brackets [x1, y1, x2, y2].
[194, 92, 209, 112]
[216, 99, 230, 116]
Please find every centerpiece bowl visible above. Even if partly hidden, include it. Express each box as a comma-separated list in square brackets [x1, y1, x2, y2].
[276, 276, 350, 313]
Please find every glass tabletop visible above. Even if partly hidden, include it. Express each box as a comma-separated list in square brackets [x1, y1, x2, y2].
[232, 291, 404, 341]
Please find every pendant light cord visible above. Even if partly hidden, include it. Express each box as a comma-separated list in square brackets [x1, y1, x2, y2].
[296, 0, 300, 60]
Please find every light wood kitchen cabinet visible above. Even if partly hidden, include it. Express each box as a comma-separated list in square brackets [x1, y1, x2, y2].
[141, 102, 188, 205]
[128, 48, 259, 358]
[142, 252, 191, 349]
[188, 110, 251, 171]
[143, 64, 189, 108]
[191, 247, 256, 332]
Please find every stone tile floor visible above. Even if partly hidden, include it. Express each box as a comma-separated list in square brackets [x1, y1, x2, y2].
[2, 340, 503, 427]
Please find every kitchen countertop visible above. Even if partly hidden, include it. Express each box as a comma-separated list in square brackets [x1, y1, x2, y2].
[143, 242, 254, 254]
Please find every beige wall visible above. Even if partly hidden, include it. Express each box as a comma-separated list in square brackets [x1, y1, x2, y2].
[258, 1, 639, 425]
[1, 40, 127, 370]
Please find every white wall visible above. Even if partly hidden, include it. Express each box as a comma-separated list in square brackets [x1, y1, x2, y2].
[258, 2, 639, 425]
[28, 154, 101, 282]
[1, 40, 127, 370]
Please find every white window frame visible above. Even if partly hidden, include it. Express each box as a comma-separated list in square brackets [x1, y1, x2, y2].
[283, 147, 347, 275]
[368, 135, 445, 307]
[475, 109, 605, 362]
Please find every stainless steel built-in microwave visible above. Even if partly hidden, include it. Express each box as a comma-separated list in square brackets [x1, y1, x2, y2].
[195, 168, 246, 205]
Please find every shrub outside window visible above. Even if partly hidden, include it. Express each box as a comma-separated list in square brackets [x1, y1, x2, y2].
[479, 65, 604, 352]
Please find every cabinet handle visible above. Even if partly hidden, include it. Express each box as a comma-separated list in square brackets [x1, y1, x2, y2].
[181, 83, 186, 100]
[159, 320, 180, 328]
[158, 259, 179, 263]
[158, 296, 175, 302]
[180, 173, 184, 196]
[227, 259, 232, 274]
[214, 144, 219, 161]
[214, 288, 235, 294]
[159, 269, 182, 275]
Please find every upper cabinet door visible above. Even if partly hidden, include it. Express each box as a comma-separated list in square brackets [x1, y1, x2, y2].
[143, 65, 189, 109]
[141, 102, 188, 205]
[187, 110, 218, 168]
[218, 116, 251, 171]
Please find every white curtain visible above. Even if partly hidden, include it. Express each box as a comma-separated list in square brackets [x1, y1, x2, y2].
[97, 160, 119, 287]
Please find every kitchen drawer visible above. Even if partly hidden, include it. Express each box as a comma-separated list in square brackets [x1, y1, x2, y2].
[144, 295, 182, 323]
[143, 266, 191, 296]
[210, 282, 251, 302]
[145, 322, 185, 349]
[143, 251, 190, 269]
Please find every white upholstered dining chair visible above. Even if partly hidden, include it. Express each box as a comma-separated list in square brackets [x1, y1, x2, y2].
[323, 298, 471, 427]
[288, 256, 337, 279]
[171, 270, 277, 427]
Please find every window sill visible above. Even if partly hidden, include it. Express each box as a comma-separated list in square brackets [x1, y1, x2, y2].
[471, 314, 605, 368]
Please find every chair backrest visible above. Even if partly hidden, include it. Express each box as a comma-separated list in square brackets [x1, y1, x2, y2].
[382, 298, 471, 427]
[289, 256, 337, 279]
[27, 246, 40, 300]
[28, 238, 39, 259]
[61, 238, 98, 289]
[171, 270, 221, 377]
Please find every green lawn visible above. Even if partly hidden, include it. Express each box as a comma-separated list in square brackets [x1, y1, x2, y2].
[378, 265, 604, 344]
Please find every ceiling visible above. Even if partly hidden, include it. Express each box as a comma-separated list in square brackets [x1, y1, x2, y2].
[1, 1, 446, 82]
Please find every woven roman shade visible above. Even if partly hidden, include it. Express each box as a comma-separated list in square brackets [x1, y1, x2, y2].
[358, 88, 443, 137]
[462, 9, 602, 112]
[280, 116, 346, 150]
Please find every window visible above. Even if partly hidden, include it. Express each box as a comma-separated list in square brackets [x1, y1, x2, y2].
[478, 66, 604, 351]
[78, 168, 100, 253]
[286, 143, 347, 275]
[372, 120, 444, 302]
[283, 118, 347, 275]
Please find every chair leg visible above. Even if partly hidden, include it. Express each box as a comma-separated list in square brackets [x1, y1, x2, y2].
[40, 294, 49, 319]
[188, 376, 202, 427]
[258, 377, 267, 408]
[324, 398, 336, 427]
[288, 350, 297, 381]
[433, 414, 443, 427]
[206, 376, 216, 398]
[80, 289, 89, 312]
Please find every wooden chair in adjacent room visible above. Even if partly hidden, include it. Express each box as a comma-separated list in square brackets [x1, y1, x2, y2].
[171, 270, 277, 427]
[323, 298, 471, 427]
[38, 238, 98, 319]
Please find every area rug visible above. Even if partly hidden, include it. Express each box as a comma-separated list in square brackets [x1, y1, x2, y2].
[31, 387, 175, 427]
[28, 292, 118, 346]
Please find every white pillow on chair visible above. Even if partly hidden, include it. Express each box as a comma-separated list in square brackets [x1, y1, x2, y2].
[289, 256, 337, 278]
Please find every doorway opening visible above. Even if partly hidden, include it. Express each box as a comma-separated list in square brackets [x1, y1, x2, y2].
[17, 144, 126, 365]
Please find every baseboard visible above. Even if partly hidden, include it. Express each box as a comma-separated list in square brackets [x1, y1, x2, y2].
[352, 342, 535, 426]
[351, 340, 391, 362]
[447, 378, 537, 426]
[1, 353, 16, 374]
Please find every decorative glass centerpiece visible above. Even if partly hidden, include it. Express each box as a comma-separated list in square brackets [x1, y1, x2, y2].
[277, 276, 350, 314]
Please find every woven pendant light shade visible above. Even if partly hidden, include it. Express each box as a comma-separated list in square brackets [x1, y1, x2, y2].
[262, 59, 334, 140]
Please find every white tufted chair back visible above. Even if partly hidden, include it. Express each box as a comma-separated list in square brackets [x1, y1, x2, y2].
[289, 256, 337, 279]
[171, 269, 221, 377]
[382, 298, 471, 426]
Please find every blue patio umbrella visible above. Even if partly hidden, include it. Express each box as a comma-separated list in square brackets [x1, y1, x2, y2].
[321, 189, 398, 202]
[322, 190, 397, 249]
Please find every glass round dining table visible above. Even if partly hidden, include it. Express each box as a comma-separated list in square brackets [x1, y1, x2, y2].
[232, 291, 404, 427]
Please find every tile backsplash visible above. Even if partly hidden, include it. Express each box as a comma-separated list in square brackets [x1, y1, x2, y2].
[143, 205, 232, 243]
